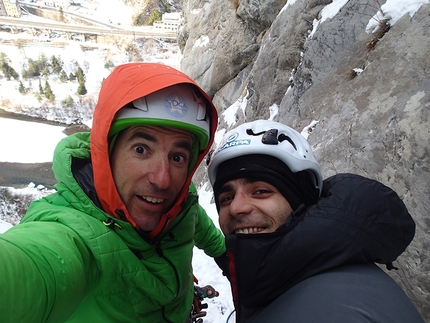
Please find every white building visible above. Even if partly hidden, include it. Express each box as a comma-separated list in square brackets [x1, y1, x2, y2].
[0, 0, 21, 17]
[154, 12, 181, 32]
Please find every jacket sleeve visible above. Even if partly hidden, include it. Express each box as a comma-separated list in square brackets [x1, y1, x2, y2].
[193, 204, 226, 258]
[0, 221, 95, 323]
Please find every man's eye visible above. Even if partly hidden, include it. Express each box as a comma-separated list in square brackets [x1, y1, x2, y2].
[172, 154, 188, 163]
[219, 195, 233, 204]
[254, 188, 272, 196]
[134, 145, 146, 154]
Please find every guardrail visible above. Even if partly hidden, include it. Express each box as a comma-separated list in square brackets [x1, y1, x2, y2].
[4, 3, 177, 40]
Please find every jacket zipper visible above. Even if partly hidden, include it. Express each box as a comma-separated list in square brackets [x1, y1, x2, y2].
[156, 194, 197, 322]
[154, 241, 180, 323]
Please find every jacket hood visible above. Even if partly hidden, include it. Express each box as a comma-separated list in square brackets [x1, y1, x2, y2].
[90, 62, 218, 238]
[222, 173, 415, 322]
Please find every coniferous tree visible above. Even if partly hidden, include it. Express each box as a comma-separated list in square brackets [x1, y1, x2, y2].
[44, 80, 55, 101]
[38, 79, 44, 95]
[77, 81, 87, 95]
[37, 53, 49, 74]
[18, 81, 26, 94]
[0, 53, 19, 80]
[21, 68, 29, 79]
[51, 55, 63, 74]
[76, 66, 85, 84]
[26, 58, 41, 78]
[104, 60, 115, 70]
[1, 61, 19, 80]
[42, 66, 50, 77]
[59, 70, 68, 82]
[61, 95, 74, 108]
[148, 10, 162, 26]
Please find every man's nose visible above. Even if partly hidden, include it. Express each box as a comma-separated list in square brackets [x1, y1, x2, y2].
[229, 192, 252, 217]
[148, 158, 171, 189]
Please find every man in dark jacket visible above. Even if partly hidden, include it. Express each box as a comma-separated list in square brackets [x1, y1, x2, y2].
[208, 120, 424, 323]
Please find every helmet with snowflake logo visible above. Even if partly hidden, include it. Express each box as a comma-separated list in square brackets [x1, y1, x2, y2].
[109, 83, 214, 172]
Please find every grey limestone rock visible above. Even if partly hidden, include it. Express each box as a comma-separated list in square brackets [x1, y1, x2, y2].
[181, 0, 430, 320]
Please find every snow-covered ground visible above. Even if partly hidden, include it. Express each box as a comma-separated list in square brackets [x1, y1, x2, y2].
[0, 118, 66, 163]
[21, 0, 135, 27]
[1, 0, 427, 322]
[0, 218, 13, 231]
[0, 35, 181, 123]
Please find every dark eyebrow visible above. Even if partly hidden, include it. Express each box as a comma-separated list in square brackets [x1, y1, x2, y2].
[127, 130, 192, 153]
[177, 140, 192, 153]
[217, 183, 234, 196]
[127, 131, 156, 144]
[217, 177, 259, 196]
[127, 131, 157, 142]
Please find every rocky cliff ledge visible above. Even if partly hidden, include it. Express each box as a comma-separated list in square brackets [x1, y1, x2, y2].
[179, 0, 430, 320]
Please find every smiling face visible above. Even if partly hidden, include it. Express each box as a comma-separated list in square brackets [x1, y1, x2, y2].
[217, 178, 293, 235]
[110, 125, 192, 231]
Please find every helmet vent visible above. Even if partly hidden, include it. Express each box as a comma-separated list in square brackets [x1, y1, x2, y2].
[246, 128, 297, 150]
[261, 129, 278, 145]
[246, 128, 258, 136]
[278, 134, 297, 150]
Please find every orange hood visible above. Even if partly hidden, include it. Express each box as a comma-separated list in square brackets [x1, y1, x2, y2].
[90, 63, 218, 239]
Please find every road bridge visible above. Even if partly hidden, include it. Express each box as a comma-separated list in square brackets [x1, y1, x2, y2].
[0, 5, 177, 41]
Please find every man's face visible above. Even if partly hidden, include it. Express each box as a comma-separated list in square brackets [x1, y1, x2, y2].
[110, 125, 192, 231]
[217, 178, 293, 235]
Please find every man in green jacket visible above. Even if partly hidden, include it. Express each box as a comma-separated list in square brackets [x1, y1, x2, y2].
[0, 63, 226, 322]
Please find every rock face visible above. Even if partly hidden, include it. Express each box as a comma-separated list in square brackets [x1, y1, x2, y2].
[179, 0, 430, 320]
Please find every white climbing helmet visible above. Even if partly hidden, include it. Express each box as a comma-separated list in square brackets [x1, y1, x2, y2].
[207, 120, 323, 195]
[109, 83, 211, 151]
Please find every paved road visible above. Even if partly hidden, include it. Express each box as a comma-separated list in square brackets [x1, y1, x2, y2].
[0, 7, 176, 39]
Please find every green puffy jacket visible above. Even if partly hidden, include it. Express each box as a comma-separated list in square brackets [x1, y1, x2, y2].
[0, 63, 226, 322]
[0, 131, 225, 322]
